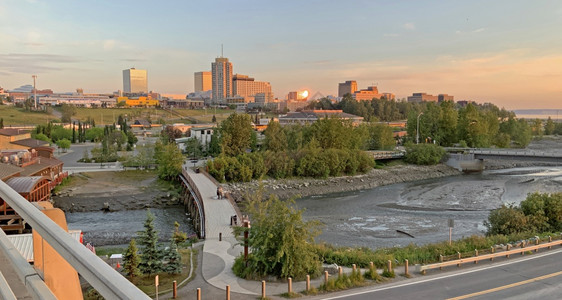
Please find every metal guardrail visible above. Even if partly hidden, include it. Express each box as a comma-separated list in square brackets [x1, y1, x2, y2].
[419, 238, 562, 273]
[0, 228, 56, 300]
[180, 167, 206, 239]
[0, 271, 18, 300]
[0, 180, 150, 299]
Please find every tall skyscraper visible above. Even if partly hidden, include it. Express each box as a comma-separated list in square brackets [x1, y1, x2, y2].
[123, 68, 148, 93]
[194, 71, 212, 92]
[211, 57, 233, 103]
[338, 80, 357, 97]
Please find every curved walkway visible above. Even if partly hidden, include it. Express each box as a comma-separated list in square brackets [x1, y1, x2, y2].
[181, 165, 327, 297]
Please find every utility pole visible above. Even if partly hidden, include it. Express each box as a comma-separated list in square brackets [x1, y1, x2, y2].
[32, 75, 37, 109]
[416, 112, 424, 144]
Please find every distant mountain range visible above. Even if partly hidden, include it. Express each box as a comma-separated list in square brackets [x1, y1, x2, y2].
[514, 109, 561, 115]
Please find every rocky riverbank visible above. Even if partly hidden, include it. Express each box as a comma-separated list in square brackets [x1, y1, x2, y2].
[225, 163, 462, 202]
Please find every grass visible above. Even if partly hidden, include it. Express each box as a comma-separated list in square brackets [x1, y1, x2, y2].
[174, 108, 234, 123]
[135, 248, 194, 295]
[0, 105, 57, 126]
[95, 246, 128, 257]
[69, 107, 178, 126]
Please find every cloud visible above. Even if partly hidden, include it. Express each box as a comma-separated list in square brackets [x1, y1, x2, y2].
[384, 33, 399, 37]
[103, 39, 116, 51]
[472, 28, 486, 33]
[403, 22, 415, 30]
[0, 53, 85, 75]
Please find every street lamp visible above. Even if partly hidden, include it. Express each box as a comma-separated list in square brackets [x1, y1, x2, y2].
[416, 112, 424, 144]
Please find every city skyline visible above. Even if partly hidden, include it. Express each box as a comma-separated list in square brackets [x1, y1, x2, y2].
[1, 1, 562, 109]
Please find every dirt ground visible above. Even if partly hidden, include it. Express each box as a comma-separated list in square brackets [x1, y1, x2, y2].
[53, 171, 179, 212]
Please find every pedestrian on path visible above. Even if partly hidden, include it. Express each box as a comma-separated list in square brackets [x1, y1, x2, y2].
[217, 187, 221, 199]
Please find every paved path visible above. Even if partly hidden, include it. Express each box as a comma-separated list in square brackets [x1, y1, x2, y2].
[182, 165, 333, 297]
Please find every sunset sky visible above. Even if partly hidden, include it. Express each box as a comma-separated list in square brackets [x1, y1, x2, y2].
[1, 0, 561, 109]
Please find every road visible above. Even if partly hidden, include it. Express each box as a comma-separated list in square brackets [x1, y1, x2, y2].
[313, 248, 562, 300]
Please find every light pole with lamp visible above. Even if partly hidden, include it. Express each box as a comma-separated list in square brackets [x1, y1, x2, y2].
[416, 112, 424, 144]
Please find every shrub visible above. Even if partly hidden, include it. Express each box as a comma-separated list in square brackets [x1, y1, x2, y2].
[404, 143, 445, 165]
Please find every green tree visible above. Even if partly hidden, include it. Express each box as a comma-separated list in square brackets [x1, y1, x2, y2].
[24, 97, 35, 111]
[85, 127, 105, 142]
[219, 113, 254, 156]
[163, 241, 182, 275]
[184, 138, 203, 158]
[137, 210, 163, 276]
[367, 123, 395, 150]
[123, 239, 141, 281]
[404, 143, 445, 165]
[208, 132, 221, 156]
[544, 117, 555, 135]
[484, 204, 528, 235]
[34, 133, 52, 144]
[60, 103, 77, 123]
[512, 119, 532, 147]
[236, 191, 322, 279]
[51, 126, 72, 142]
[531, 118, 543, 137]
[263, 121, 287, 152]
[126, 131, 138, 150]
[172, 221, 187, 245]
[156, 143, 183, 180]
[56, 138, 71, 152]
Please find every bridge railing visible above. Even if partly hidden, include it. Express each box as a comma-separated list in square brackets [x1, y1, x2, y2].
[181, 166, 206, 239]
[0, 180, 150, 299]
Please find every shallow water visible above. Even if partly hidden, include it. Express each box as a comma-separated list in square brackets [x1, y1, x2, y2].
[66, 205, 195, 246]
[296, 166, 562, 249]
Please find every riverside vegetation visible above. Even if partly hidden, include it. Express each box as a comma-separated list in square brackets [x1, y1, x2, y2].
[233, 191, 562, 288]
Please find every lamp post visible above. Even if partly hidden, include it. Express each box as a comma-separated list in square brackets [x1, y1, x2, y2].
[416, 112, 423, 144]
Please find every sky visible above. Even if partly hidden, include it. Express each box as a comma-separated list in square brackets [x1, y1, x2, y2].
[1, 0, 561, 110]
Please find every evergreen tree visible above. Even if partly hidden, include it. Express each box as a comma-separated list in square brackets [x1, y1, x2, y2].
[72, 122, 76, 143]
[137, 210, 163, 276]
[163, 241, 182, 275]
[123, 239, 141, 281]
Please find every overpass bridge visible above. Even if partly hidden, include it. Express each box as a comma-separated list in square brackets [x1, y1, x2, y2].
[445, 148, 562, 172]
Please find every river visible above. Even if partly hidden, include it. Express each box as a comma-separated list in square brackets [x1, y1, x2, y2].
[66, 204, 196, 246]
[296, 166, 562, 249]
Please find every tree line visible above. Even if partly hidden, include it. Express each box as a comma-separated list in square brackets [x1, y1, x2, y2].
[206, 113, 396, 182]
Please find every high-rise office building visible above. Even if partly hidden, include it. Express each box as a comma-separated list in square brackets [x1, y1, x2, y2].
[123, 68, 148, 93]
[338, 80, 358, 97]
[194, 71, 212, 92]
[211, 57, 233, 102]
[232, 74, 272, 101]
